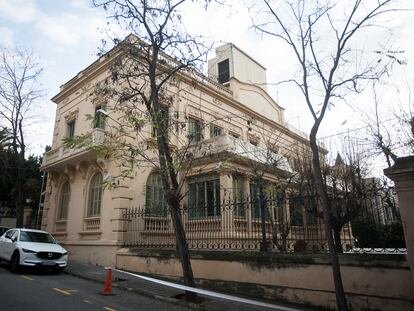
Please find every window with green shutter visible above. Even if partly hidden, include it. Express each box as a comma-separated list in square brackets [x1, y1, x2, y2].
[188, 175, 220, 218]
[88, 173, 103, 217]
[188, 117, 203, 144]
[58, 181, 70, 220]
[145, 173, 167, 216]
[233, 176, 244, 217]
[94, 105, 106, 129]
[210, 124, 222, 138]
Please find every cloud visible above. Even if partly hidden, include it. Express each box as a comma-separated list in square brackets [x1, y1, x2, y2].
[35, 13, 105, 46]
[0, 26, 14, 47]
[0, 0, 38, 23]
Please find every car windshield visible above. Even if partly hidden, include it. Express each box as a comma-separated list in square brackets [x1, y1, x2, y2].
[19, 231, 56, 244]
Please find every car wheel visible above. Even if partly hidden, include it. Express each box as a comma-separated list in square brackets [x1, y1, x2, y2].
[10, 252, 20, 273]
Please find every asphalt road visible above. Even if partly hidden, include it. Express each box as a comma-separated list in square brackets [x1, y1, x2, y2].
[0, 263, 189, 311]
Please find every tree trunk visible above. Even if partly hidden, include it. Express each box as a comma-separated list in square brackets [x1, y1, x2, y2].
[152, 93, 197, 301]
[169, 199, 197, 302]
[310, 128, 348, 311]
[15, 154, 25, 228]
[259, 183, 268, 252]
[333, 226, 344, 254]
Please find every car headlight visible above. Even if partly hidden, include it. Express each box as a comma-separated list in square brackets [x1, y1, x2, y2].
[22, 248, 37, 254]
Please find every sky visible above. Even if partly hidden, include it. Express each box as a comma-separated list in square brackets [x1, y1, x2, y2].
[0, 0, 413, 176]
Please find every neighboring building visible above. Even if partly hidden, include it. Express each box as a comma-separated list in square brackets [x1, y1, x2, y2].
[362, 177, 400, 225]
[41, 39, 322, 266]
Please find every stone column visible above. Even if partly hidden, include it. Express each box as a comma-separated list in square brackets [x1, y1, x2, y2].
[220, 173, 234, 235]
[384, 156, 414, 298]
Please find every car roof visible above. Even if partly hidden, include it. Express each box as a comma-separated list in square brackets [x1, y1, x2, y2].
[10, 228, 50, 234]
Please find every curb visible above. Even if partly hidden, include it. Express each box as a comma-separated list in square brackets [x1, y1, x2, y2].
[63, 267, 209, 310]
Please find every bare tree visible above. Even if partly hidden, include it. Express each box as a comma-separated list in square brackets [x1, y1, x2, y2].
[0, 48, 43, 228]
[64, 0, 216, 301]
[366, 81, 414, 167]
[250, 1, 399, 309]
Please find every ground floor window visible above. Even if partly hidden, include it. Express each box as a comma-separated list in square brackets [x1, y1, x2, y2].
[233, 176, 244, 217]
[145, 172, 167, 216]
[188, 175, 220, 218]
[250, 183, 262, 219]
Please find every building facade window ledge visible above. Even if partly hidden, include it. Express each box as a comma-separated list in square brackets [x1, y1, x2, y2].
[83, 216, 101, 231]
[78, 230, 102, 237]
[52, 232, 67, 240]
[55, 219, 67, 233]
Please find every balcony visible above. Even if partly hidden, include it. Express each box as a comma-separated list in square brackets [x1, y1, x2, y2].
[192, 134, 292, 172]
[42, 129, 105, 171]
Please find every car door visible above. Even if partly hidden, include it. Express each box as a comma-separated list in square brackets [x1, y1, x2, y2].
[0, 230, 16, 261]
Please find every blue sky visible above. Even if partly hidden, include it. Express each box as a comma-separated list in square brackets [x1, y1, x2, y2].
[0, 0, 413, 174]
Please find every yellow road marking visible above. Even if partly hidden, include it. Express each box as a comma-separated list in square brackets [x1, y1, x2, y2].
[53, 288, 72, 296]
[104, 307, 116, 311]
[83, 300, 93, 304]
[21, 275, 34, 281]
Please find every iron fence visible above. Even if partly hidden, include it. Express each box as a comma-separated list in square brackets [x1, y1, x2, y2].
[122, 190, 406, 254]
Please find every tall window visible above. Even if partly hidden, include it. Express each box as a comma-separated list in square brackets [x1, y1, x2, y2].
[188, 176, 220, 218]
[94, 105, 106, 129]
[290, 197, 304, 226]
[151, 106, 169, 139]
[188, 117, 203, 144]
[250, 182, 261, 219]
[58, 182, 70, 220]
[233, 176, 244, 217]
[218, 59, 230, 84]
[145, 173, 167, 216]
[67, 121, 75, 138]
[88, 173, 103, 217]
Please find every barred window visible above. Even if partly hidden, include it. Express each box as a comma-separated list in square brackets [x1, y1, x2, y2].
[58, 181, 70, 220]
[145, 173, 167, 216]
[88, 173, 103, 217]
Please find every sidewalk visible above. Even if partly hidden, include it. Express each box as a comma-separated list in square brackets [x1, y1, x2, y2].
[64, 260, 306, 311]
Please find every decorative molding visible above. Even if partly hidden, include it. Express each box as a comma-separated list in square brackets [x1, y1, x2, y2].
[49, 172, 61, 188]
[64, 108, 79, 123]
[247, 132, 260, 144]
[64, 165, 76, 183]
[76, 161, 88, 179]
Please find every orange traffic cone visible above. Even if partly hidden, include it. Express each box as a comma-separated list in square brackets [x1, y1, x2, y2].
[100, 267, 115, 295]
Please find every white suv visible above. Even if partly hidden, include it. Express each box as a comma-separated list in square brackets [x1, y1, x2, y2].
[0, 228, 68, 273]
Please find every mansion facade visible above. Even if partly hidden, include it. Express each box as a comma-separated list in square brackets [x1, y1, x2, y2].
[41, 40, 319, 266]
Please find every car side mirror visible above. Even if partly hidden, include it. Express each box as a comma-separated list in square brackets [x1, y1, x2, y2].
[11, 236, 17, 243]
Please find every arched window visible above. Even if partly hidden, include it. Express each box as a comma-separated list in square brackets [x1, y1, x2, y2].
[88, 173, 103, 217]
[58, 181, 70, 220]
[145, 173, 167, 216]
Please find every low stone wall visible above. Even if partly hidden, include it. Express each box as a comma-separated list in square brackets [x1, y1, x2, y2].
[116, 250, 413, 311]
[63, 242, 120, 267]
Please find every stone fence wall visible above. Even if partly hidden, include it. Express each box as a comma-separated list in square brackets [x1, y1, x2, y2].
[116, 250, 413, 311]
